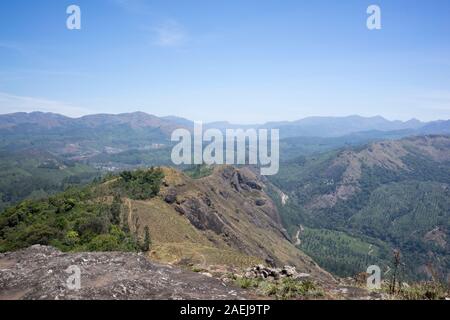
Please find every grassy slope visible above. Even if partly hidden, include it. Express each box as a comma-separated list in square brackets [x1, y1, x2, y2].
[124, 167, 331, 278]
[128, 198, 261, 267]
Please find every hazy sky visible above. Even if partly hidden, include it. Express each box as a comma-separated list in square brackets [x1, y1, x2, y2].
[0, 0, 449, 123]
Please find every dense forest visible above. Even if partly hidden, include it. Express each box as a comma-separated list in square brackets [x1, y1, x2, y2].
[0, 168, 164, 253]
[270, 136, 450, 280]
[0, 150, 100, 212]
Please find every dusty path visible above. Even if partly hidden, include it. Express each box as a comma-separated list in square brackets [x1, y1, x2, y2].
[125, 198, 133, 231]
[280, 192, 289, 206]
[293, 225, 304, 246]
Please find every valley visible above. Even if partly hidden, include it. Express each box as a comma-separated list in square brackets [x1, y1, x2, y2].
[0, 112, 449, 300]
[270, 135, 450, 281]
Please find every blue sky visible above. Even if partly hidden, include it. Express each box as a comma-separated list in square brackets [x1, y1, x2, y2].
[0, 0, 449, 123]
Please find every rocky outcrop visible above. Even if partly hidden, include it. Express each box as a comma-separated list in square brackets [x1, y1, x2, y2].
[243, 265, 311, 281]
[0, 245, 247, 300]
[120, 166, 335, 284]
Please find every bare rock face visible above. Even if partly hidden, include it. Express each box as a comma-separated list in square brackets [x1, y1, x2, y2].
[0, 245, 247, 300]
[125, 166, 336, 284]
[163, 189, 178, 204]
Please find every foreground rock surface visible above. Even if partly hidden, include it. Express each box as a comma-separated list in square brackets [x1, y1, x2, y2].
[0, 245, 247, 300]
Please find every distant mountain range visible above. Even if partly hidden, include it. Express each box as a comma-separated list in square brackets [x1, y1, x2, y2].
[0, 111, 180, 133]
[1, 112, 449, 169]
[1, 111, 449, 138]
[0, 110, 449, 284]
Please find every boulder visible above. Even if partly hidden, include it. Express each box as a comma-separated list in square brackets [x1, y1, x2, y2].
[164, 189, 177, 204]
[242, 265, 308, 281]
[255, 199, 266, 206]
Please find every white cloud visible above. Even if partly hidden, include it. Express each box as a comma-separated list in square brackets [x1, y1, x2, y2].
[152, 20, 188, 47]
[0, 92, 91, 117]
[110, 1, 188, 48]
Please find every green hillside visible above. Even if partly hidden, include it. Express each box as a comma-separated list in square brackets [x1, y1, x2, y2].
[270, 135, 450, 280]
[0, 168, 164, 253]
[0, 150, 100, 212]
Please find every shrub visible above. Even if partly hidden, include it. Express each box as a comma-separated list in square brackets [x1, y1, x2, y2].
[235, 277, 260, 289]
[115, 168, 164, 200]
[235, 276, 323, 300]
[141, 226, 151, 252]
[64, 230, 80, 246]
[87, 234, 121, 251]
[19, 223, 59, 247]
[396, 282, 448, 300]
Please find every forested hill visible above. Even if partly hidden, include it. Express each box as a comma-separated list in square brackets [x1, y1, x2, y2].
[270, 135, 450, 281]
[0, 165, 334, 283]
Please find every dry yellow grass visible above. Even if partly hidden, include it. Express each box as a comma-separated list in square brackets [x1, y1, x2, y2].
[112, 166, 334, 283]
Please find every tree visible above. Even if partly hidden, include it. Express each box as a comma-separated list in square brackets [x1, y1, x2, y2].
[110, 194, 122, 225]
[87, 234, 120, 251]
[116, 168, 164, 200]
[120, 171, 133, 182]
[65, 230, 80, 246]
[390, 249, 402, 294]
[142, 226, 151, 252]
